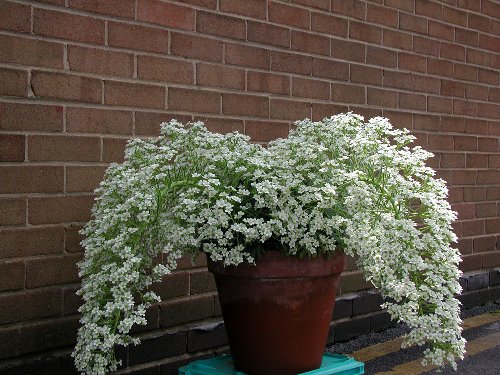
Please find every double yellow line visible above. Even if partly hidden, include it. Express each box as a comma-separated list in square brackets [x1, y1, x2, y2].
[350, 312, 500, 374]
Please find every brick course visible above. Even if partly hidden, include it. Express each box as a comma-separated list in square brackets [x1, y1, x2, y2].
[0, 0, 499, 373]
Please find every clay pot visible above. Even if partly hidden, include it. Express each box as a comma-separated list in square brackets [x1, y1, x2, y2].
[207, 250, 346, 375]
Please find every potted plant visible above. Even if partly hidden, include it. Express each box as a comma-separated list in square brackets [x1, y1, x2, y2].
[73, 113, 465, 374]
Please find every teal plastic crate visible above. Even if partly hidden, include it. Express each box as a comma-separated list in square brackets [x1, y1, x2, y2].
[179, 353, 364, 375]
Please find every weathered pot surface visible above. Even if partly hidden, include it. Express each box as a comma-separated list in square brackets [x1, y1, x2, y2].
[208, 250, 346, 375]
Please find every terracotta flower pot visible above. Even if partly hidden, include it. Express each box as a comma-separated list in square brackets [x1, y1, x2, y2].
[207, 250, 346, 375]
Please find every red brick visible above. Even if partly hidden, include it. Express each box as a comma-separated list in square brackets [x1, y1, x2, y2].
[367, 3, 398, 27]
[490, 155, 500, 168]
[489, 88, 500, 103]
[414, 76, 440, 94]
[0, 35, 63, 69]
[476, 203, 497, 219]
[464, 187, 486, 202]
[460, 254, 482, 272]
[181, 0, 216, 9]
[440, 43, 465, 61]
[351, 65, 383, 85]
[0, 1, 30, 33]
[295, 0, 332, 10]
[383, 71, 413, 90]
[489, 121, 500, 136]
[428, 134, 454, 151]
[400, 13, 427, 34]
[331, 39, 365, 61]
[455, 64, 477, 82]
[63, 285, 83, 315]
[226, 43, 270, 69]
[197, 63, 245, 90]
[102, 138, 127, 163]
[441, 153, 465, 169]
[454, 28, 478, 48]
[31, 71, 101, 104]
[478, 103, 500, 119]
[270, 99, 310, 121]
[367, 88, 398, 108]
[168, 88, 220, 114]
[0, 135, 24, 162]
[196, 11, 245, 40]
[0, 103, 62, 133]
[137, 56, 193, 84]
[428, 96, 453, 114]
[452, 170, 477, 185]
[0, 68, 28, 97]
[352, 107, 382, 120]
[485, 217, 500, 233]
[428, 21, 453, 41]
[271, 51, 312, 75]
[440, 117, 465, 132]
[414, 114, 439, 131]
[105, 81, 165, 109]
[332, 83, 365, 104]
[247, 21, 291, 48]
[0, 260, 24, 292]
[383, 29, 412, 51]
[269, 2, 310, 29]
[312, 58, 349, 80]
[160, 295, 214, 327]
[247, 71, 290, 95]
[66, 166, 107, 193]
[466, 49, 488, 67]
[383, 111, 413, 129]
[385, 0, 414, 11]
[220, 0, 266, 19]
[135, 112, 192, 136]
[28, 135, 100, 162]
[311, 12, 348, 37]
[482, 0, 500, 18]
[457, 238, 472, 255]
[137, 0, 194, 30]
[291, 31, 330, 56]
[466, 154, 488, 168]
[441, 80, 465, 97]
[483, 251, 500, 268]
[479, 34, 500, 54]
[68, 46, 134, 78]
[477, 170, 499, 185]
[66, 107, 132, 135]
[427, 58, 453, 77]
[150, 272, 190, 301]
[413, 36, 439, 56]
[0, 166, 63, 194]
[26, 254, 81, 288]
[108, 22, 168, 53]
[366, 46, 397, 68]
[478, 137, 499, 152]
[0, 198, 25, 227]
[340, 271, 372, 293]
[331, 0, 366, 20]
[442, 6, 467, 26]
[399, 53, 426, 73]
[399, 93, 426, 111]
[452, 202, 474, 219]
[29, 195, 94, 225]
[458, 0, 480, 11]
[311, 103, 348, 121]
[454, 135, 477, 151]
[245, 120, 290, 142]
[349, 22, 382, 44]
[468, 13, 491, 33]
[69, 0, 135, 18]
[465, 119, 489, 135]
[453, 99, 477, 116]
[490, 54, 500, 70]
[223, 94, 268, 117]
[292, 77, 330, 100]
[466, 84, 489, 101]
[415, 0, 442, 18]
[0, 289, 62, 324]
[0, 227, 64, 258]
[195, 117, 244, 134]
[33, 8, 104, 44]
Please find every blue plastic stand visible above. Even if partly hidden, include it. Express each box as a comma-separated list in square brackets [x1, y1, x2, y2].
[179, 353, 364, 375]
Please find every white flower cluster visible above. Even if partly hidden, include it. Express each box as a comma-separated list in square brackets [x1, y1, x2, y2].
[73, 114, 465, 374]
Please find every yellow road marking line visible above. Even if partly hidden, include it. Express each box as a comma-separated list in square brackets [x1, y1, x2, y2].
[351, 312, 500, 363]
[375, 331, 500, 375]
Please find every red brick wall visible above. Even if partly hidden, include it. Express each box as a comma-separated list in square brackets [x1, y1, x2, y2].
[0, 0, 499, 373]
